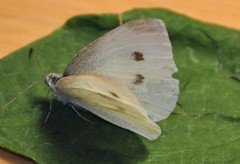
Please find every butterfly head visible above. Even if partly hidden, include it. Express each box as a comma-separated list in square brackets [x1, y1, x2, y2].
[44, 73, 62, 89]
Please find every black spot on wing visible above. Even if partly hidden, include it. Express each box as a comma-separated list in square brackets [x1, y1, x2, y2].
[133, 74, 145, 85]
[109, 91, 120, 99]
[132, 51, 144, 61]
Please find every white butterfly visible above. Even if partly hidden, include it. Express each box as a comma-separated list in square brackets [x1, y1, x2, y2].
[45, 18, 179, 140]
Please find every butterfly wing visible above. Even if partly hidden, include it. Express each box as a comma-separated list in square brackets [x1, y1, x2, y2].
[63, 19, 179, 122]
[55, 74, 161, 140]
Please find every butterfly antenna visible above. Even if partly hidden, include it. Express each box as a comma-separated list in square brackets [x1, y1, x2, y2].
[45, 88, 52, 98]
[0, 78, 42, 112]
[44, 98, 53, 123]
[28, 47, 48, 72]
[68, 104, 95, 125]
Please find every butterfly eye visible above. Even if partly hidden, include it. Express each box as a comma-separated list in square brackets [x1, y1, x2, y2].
[44, 73, 61, 87]
[50, 75, 60, 85]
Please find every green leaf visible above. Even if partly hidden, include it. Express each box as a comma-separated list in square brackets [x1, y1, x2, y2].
[0, 9, 240, 163]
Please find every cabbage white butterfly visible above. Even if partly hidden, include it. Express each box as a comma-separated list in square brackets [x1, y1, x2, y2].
[45, 18, 179, 140]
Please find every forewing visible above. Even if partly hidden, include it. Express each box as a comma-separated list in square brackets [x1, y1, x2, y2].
[55, 75, 161, 140]
[64, 19, 179, 122]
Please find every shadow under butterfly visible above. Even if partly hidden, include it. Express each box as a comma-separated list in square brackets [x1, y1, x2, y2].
[33, 97, 148, 163]
[44, 18, 179, 141]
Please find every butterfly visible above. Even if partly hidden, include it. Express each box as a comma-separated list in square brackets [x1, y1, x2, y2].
[45, 18, 179, 140]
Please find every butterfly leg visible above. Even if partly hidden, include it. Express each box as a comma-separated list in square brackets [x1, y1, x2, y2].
[44, 98, 53, 123]
[68, 103, 95, 125]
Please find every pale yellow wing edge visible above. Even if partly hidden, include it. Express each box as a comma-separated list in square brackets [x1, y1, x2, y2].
[56, 75, 161, 140]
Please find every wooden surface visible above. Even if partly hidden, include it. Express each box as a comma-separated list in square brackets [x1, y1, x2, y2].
[0, 0, 240, 59]
[0, 0, 239, 163]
